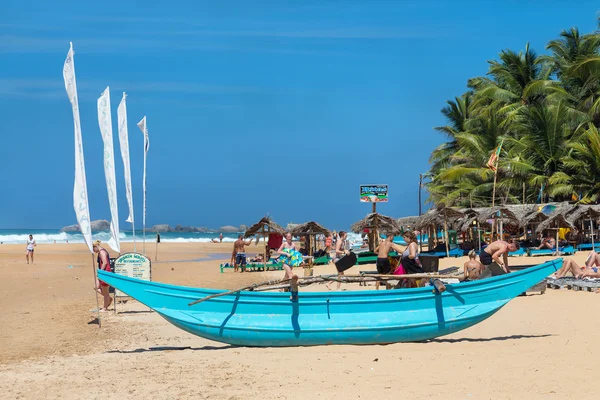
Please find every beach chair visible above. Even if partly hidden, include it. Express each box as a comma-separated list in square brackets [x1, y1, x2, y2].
[312, 255, 331, 265]
[576, 243, 600, 252]
[508, 247, 527, 257]
[219, 263, 235, 273]
[419, 255, 439, 273]
[527, 245, 576, 256]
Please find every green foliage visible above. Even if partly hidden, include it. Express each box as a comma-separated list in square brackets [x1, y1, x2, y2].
[426, 26, 600, 207]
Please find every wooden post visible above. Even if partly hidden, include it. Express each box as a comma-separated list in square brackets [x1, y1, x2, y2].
[522, 182, 526, 204]
[477, 221, 481, 252]
[418, 174, 422, 217]
[91, 254, 101, 328]
[556, 225, 560, 256]
[262, 225, 267, 270]
[443, 209, 450, 258]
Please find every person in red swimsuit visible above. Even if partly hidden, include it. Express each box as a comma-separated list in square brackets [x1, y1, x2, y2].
[93, 240, 112, 312]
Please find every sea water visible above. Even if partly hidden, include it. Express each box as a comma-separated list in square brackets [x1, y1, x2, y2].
[0, 229, 370, 247]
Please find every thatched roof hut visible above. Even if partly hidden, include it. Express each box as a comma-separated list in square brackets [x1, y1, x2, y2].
[535, 214, 575, 233]
[351, 212, 401, 235]
[244, 216, 285, 238]
[290, 221, 330, 236]
[476, 206, 520, 225]
[416, 207, 464, 230]
[566, 204, 600, 224]
[455, 208, 486, 232]
[396, 216, 420, 231]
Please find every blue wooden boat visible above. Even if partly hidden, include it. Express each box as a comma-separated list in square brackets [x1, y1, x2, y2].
[97, 258, 562, 347]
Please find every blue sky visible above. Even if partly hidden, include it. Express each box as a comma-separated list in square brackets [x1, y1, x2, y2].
[0, 1, 598, 230]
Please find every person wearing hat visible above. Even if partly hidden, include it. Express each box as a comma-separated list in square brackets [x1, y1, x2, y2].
[93, 240, 112, 311]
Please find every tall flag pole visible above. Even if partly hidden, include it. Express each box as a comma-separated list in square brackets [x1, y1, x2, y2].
[137, 116, 149, 254]
[117, 93, 136, 252]
[63, 42, 101, 325]
[97, 86, 120, 253]
[487, 140, 503, 208]
[487, 139, 503, 241]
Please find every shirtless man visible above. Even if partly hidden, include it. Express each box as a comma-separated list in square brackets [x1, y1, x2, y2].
[463, 250, 484, 280]
[211, 233, 224, 243]
[373, 235, 405, 290]
[479, 240, 519, 277]
[232, 235, 253, 272]
[374, 235, 404, 274]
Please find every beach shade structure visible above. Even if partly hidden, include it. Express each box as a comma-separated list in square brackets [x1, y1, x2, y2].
[416, 206, 464, 257]
[290, 221, 330, 256]
[455, 208, 485, 252]
[566, 204, 600, 248]
[476, 206, 520, 242]
[244, 216, 286, 269]
[535, 212, 575, 254]
[351, 212, 401, 250]
[396, 216, 420, 233]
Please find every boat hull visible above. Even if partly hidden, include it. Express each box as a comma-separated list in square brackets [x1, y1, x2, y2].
[98, 259, 561, 346]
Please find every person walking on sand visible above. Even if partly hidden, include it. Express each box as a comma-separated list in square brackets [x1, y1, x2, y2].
[463, 250, 484, 281]
[326, 231, 354, 291]
[479, 239, 519, 278]
[232, 235, 253, 272]
[25, 234, 36, 264]
[93, 240, 112, 312]
[274, 232, 304, 283]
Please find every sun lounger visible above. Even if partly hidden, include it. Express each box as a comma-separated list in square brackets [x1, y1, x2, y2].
[576, 243, 600, 252]
[421, 247, 463, 258]
[527, 245, 576, 256]
[508, 248, 526, 257]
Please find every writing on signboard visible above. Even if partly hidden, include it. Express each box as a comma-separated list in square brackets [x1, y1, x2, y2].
[113, 252, 151, 297]
[360, 184, 388, 203]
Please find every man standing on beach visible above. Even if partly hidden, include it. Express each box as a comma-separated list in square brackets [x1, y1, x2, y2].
[479, 240, 519, 278]
[232, 235, 253, 272]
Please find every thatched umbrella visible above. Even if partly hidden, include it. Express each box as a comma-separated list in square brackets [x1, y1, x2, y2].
[566, 204, 600, 247]
[535, 211, 575, 254]
[244, 216, 285, 268]
[396, 216, 420, 232]
[351, 212, 401, 251]
[416, 206, 464, 257]
[290, 221, 330, 256]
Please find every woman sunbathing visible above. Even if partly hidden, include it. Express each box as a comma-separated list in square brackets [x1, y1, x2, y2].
[551, 252, 600, 279]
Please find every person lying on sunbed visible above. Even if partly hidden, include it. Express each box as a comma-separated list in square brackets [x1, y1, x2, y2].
[249, 254, 264, 263]
[551, 252, 600, 279]
[535, 232, 555, 250]
[463, 250, 484, 281]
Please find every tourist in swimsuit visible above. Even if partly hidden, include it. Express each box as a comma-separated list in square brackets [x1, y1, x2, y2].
[327, 231, 350, 291]
[276, 232, 302, 282]
[535, 232, 555, 250]
[401, 231, 424, 274]
[93, 240, 112, 312]
[463, 250, 483, 281]
[373, 234, 404, 290]
[25, 234, 36, 264]
[232, 235, 253, 272]
[551, 252, 600, 279]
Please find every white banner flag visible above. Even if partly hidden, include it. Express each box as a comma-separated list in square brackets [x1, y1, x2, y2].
[97, 86, 120, 253]
[117, 93, 135, 247]
[137, 116, 149, 252]
[63, 42, 93, 254]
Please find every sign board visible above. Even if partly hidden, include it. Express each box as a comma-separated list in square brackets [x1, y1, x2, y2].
[360, 184, 388, 203]
[113, 252, 151, 297]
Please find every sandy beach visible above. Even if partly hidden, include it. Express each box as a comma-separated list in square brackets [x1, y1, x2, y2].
[1, 242, 599, 399]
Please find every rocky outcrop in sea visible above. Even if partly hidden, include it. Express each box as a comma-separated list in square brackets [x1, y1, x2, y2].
[60, 220, 111, 232]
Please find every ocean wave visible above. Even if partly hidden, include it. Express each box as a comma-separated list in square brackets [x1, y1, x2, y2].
[0, 232, 69, 244]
